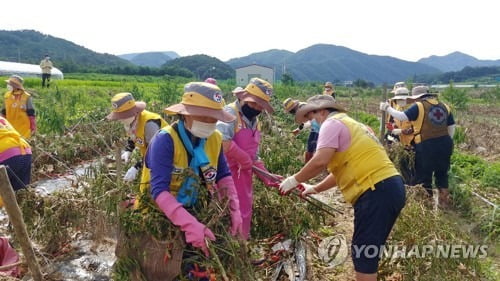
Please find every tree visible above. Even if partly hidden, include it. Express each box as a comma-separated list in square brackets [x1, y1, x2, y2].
[281, 73, 294, 86]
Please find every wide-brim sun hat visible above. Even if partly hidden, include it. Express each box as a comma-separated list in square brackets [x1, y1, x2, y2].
[232, 86, 245, 95]
[5, 75, 24, 90]
[165, 82, 235, 123]
[295, 95, 346, 124]
[391, 87, 410, 100]
[390, 81, 406, 93]
[409, 85, 437, 100]
[106, 92, 146, 120]
[235, 77, 274, 113]
[283, 98, 300, 113]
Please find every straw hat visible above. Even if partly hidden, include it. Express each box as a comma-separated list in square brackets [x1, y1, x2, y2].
[106, 93, 146, 120]
[295, 95, 346, 123]
[235, 78, 274, 113]
[5, 75, 24, 90]
[165, 82, 235, 122]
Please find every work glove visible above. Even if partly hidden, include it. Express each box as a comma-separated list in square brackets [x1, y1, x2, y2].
[279, 176, 300, 195]
[392, 128, 402, 135]
[379, 101, 390, 111]
[29, 116, 37, 134]
[216, 176, 243, 237]
[121, 150, 132, 163]
[299, 183, 318, 196]
[123, 166, 139, 182]
[253, 160, 283, 187]
[155, 191, 215, 256]
[226, 141, 253, 170]
[385, 122, 394, 131]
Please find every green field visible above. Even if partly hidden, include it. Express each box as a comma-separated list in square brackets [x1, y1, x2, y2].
[1, 75, 499, 281]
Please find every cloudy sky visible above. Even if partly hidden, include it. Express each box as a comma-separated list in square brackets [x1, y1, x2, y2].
[3, 0, 499, 62]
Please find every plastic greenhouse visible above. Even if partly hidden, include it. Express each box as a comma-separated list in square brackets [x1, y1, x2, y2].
[0, 60, 64, 79]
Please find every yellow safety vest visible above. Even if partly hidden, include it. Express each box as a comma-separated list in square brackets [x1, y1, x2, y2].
[326, 113, 400, 204]
[393, 103, 414, 146]
[133, 111, 167, 202]
[0, 117, 30, 154]
[134, 110, 167, 157]
[413, 99, 450, 144]
[4, 90, 31, 138]
[227, 102, 260, 133]
[137, 123, 221, 206]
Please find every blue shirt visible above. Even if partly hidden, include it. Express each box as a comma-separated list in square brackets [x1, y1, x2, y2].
[404, 101, 455, 126]
[145, 126, 231, 200]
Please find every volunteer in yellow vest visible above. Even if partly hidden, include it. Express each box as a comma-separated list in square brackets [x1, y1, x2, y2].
[0, 116, 32, 196]
[2, 75, 36, 139]
[106, 93, 167, 191]
[146, 81, 242, 259]
[216, 78, 281, 240]
[386, 87, 415, 146]
[380, 86, 455, 207]
[280, 95, 406, 281]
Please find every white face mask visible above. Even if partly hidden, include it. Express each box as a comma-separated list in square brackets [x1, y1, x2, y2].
[189, 120, 217, 138]
[119, 116, 135, 130]
[6, 85, 13, 91]
[396, 100, 407, 107]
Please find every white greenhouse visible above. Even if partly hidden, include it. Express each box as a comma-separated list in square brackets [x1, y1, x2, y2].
[0, 60, 64, 79]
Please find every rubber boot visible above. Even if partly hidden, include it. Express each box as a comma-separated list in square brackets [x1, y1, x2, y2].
[438, 188, 451, 209]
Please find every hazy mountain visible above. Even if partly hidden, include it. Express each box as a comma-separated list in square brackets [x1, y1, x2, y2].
[119, 51, 180, 67]
[227, 49, 294, 69]
[418, 52, 500, 72]
[0, 29, 131, 72]
[227, 44, 440, 84]
[165, 54, 234, 80]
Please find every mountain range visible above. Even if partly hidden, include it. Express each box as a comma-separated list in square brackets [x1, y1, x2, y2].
[1, 30, 499, 83]
[118, 51, 180, 67]
[418, 51, 500, 72]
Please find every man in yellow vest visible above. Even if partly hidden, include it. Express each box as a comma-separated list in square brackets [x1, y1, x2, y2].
[143, 82, 242, 279]
[106, 93, 167, 189]
[2, 75, 36, 139]
[280, 95, 406, 281]
[0, 116, 32, 193]
[216, 78, 280, 240]
[380, 86, 455, 207]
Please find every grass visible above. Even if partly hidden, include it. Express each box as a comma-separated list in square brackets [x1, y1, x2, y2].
[7, 75, 499, 280]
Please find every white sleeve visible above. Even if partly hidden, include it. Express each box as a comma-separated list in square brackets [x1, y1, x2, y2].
[447, 124, 456, 138]
[387, 107, 409, 121]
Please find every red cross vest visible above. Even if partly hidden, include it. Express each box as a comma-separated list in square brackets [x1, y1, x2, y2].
[413, 99, 450, 144]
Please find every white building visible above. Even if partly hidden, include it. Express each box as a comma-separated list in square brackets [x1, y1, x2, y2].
[235, 64, 274, 86]
[0, 60, 64, 79]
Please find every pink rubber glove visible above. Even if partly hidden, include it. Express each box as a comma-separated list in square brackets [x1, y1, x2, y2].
[226, 141, 253, 170]
[216, 176, 243, 237]
[155, 191, 215, 256]
[253, 160, 282, 187]
[29, 116, 36, 134]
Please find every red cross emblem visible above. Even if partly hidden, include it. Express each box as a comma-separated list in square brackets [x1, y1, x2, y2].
[428, 106, 447, 125]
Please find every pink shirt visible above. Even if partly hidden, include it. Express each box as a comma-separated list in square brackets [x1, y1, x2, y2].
[316, 118, 351, 152]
